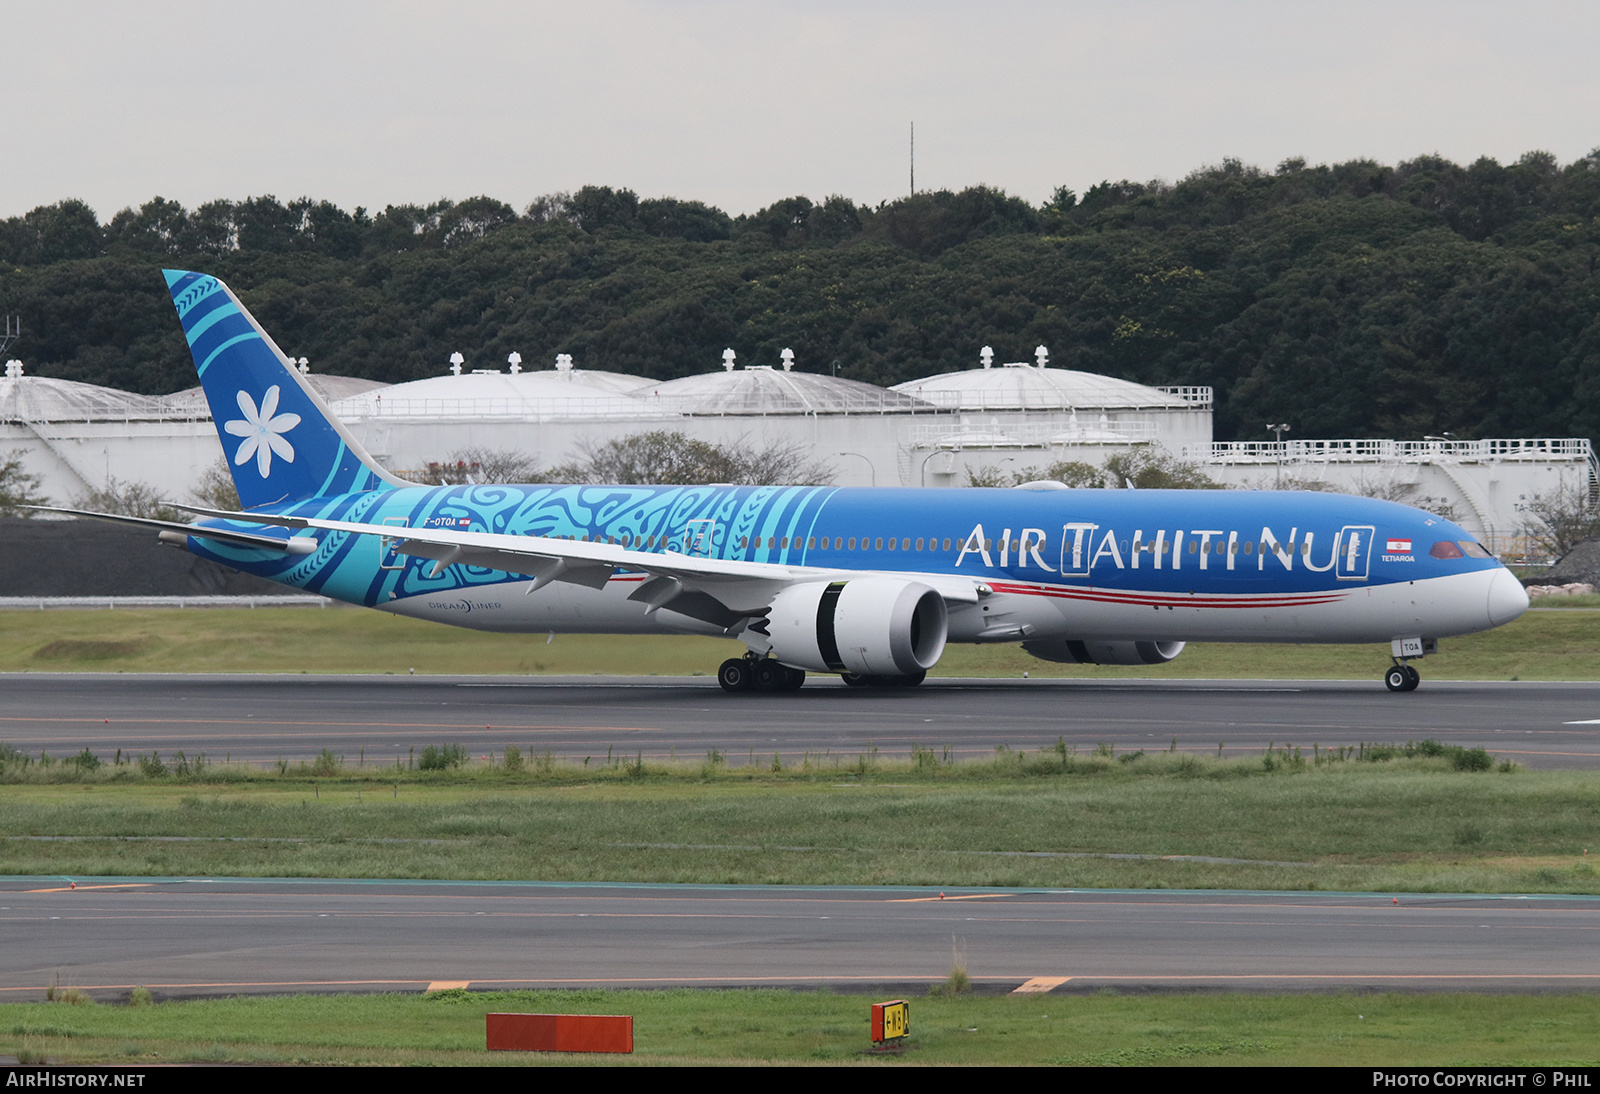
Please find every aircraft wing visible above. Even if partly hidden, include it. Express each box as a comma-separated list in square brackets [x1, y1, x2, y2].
[175, 503, 984, 624]
[23, 505, 318, 554]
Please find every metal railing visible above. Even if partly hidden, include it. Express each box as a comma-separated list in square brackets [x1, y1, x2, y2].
[906, 420, 1160, 449]
[1186, 438, 1595, 464]
[1154, 385, 1214, 408]
[895, 388, 1209, 412]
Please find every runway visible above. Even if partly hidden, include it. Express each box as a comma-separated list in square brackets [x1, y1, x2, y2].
[3, 877, 1596, 999]
[3, 674, 1600, 768]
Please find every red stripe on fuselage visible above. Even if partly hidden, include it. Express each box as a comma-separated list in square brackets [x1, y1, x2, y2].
[986, 579, 1347, 610]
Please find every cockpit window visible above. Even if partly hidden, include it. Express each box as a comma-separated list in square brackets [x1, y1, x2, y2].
[1429, 541, 1464, 559]
[1458, 541, 1493, 559]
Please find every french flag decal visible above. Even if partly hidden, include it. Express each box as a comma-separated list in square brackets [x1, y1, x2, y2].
[1387, 537, 1412, 553]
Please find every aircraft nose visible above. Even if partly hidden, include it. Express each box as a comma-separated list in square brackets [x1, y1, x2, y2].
[1487, 568, 1530, 628]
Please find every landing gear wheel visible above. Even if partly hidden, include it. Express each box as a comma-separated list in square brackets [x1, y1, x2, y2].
[751, 659, 788, 692]
[840, 672, 869, 688]
[891, 670, 927, 687]
[781, 665, 806, 691]
[1384, 664, 1411, 692]
[1402, 664, 1421, 691]
[717, 658, 751, 693]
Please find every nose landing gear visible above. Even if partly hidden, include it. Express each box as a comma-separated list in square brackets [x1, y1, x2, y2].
[1384, 661, 1421, 692]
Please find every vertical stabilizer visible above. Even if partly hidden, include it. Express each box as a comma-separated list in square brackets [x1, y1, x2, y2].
[164, 269, 406, 508]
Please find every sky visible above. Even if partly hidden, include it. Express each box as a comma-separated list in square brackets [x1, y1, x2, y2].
[5, 0, 1599, 221]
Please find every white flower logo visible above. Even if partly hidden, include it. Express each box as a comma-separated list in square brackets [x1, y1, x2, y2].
[224, 385, 301, 478]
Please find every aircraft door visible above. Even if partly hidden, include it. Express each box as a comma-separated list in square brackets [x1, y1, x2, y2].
[1336, 525, 1375, 580]
[379, 517, 408, 570]
[1058, 523, 1097, 578]
[685, 519, 717, 558]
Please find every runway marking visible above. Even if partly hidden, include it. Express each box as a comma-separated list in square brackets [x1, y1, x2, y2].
[1012, 977, 1071, 993]
[4, 972, 1600, 996]
[0, 717, 658, 734]
[426, 981, 470, 992]
[1563, 719, 1600, 725]
[888, 893, 1014, 903]
[22, 883, 153, 893]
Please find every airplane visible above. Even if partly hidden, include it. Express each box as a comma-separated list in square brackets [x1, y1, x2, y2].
[40, 269, 1530, 694]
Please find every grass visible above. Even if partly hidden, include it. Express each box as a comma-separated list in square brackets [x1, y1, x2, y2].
[2, 989, 1598, 1066]
[0, 602, 1597, 679]
[0, 750, 1596, 892]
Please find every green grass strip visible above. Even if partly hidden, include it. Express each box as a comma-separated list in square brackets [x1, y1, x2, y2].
[1, 753, 1596, 892]
[0, 604, 1597, 679]
[5, 989, 1599, 1066]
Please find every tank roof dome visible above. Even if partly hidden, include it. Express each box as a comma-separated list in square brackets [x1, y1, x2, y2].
[892, 361, 1193, 411]
[162, 375, 388, 416]
[329, 367, 674, 421]
[633, 364, 934, 416]
[0, 365, 169, 422]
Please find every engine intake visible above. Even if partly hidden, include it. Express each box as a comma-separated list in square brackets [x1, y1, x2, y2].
[764, 578, 948, 676]
[1021, 639, 1186, 666]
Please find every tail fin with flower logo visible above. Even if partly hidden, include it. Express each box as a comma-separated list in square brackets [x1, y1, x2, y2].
[163, 269, 408, 510]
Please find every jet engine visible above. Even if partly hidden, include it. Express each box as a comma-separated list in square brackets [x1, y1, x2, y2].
[1021, 639, 1186, 666]
[762, 578, 948, 676]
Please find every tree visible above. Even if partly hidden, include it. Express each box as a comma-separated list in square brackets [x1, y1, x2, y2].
[635, 198, 732, 242]
[0, 451, 47, 515]
[556, 431, 832, 486]
[418, 447, 542, 485]
[961, 451, 1217, 490]
[1521, 481, 1600, 559]
[870, 185, 1041, 257]
[435, 196, 520, 249]
[568, 186, 640, 233]
[190, 459, 241, 510]
[73, 478, 181, 522]
[1102, 449, 1221, 490]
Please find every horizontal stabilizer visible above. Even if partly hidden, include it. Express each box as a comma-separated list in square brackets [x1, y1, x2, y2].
[23, 506, 318, 554]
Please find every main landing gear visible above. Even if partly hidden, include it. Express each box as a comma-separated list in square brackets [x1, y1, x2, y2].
[716, 655, 928, 693]
[718, 655, 804, 693]
[1384, 661, 1421, 693]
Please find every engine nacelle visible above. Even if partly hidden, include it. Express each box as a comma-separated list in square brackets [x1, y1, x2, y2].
[1021, 639, 1186, 666]
[763, 578, 948, 676]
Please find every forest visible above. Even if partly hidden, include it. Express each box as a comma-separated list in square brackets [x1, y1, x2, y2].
[3, 150, 1599, 443]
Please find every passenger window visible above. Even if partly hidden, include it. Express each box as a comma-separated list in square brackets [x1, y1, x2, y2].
[848, 538, 856, 549]
[943, 538, 952, 550]
[1430, 541, 1464, 559]
[875, 537, 884, 550]
[916, 538, 925, 551]
[1189, 542, 1198, 554]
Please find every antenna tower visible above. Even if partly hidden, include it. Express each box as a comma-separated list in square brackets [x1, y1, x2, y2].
[909, 122, 915, 195]
[0, 316, 17, 358]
